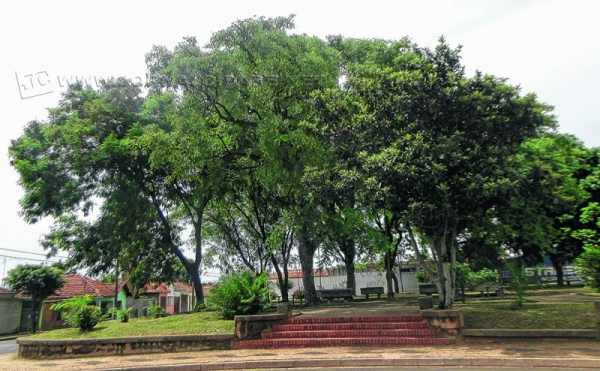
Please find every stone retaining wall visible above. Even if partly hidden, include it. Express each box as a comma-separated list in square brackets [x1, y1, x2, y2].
[234, 313, 289, 340]
[17, 334, 233, 359]
[421, 309, 463, 338]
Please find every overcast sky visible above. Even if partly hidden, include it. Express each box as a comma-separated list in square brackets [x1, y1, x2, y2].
[0, 0, 598, 275]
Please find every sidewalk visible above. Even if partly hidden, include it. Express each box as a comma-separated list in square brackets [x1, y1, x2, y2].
[1, 339, 600, 370]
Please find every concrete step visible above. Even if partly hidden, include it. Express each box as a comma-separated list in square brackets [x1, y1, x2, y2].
[272, 321, 430, 332]
[233, 336, 450, 349]
[282, 315, 423, 324]
[264, 328, 434, 339]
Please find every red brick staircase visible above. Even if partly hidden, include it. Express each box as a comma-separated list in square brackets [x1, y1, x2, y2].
[233, 314, 450, 349]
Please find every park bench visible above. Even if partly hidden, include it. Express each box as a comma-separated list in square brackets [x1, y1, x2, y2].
[317, 288, 353, 302]
[474, 282, 504, 297]
[360, 286, 384, 299]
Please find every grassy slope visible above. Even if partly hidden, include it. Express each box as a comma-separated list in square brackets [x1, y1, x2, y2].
[458, 302, 597, 329]
[29, 311, 234, 340]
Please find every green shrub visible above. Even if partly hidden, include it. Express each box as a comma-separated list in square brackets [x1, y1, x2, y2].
[456, 263, 499, 291]
[147, 302, 164, 318]
[507, 262, 526, 309]
[415, 271, 428, 283]
[108, 307, 133, 322]
[575, 246, 600, 291]
[51, 295, 102, 331]
[208, 271, 270, 319]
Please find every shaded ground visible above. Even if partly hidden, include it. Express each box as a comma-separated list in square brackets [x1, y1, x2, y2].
[28, 311, 233, 340]
[2, 339, 599, 370]
[296, 299, 419, 317]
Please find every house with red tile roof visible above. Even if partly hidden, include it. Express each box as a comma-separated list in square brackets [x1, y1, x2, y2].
[39, 274, 116, 331]
[118, 281, 213, 315]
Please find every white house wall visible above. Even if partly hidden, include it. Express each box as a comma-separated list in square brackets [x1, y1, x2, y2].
[270, 270, 418, 298]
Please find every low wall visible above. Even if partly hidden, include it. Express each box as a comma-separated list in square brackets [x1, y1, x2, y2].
[0, 295, 22, 335]
[17, 334, 233, 359]
[421, 309, 463, 338]
[235, 313, 289, 340]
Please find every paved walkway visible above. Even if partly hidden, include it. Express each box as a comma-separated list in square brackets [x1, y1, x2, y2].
[296, 299, 419, 317]
[0, 340, 16, 355]
[1, 339, 600, 370]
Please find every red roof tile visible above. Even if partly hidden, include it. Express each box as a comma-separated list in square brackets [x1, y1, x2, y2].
[49, 274, 115, 299]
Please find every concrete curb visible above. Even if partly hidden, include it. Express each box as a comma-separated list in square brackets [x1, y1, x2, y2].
[101, 357, 600, 370]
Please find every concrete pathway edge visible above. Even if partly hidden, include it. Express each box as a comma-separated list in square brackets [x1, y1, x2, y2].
[102, 357, 600, 370]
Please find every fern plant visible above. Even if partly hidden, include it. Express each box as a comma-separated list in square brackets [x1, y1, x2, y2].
[51, 295, 103, 331]
[208, 271, 270, 319]
[147, 302, 164, 318]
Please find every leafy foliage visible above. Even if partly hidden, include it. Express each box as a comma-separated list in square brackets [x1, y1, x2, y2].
[51, 295, 103, 331]
[575, 246, 600, 290]
[507, 262, 527, 309]
[208, 272, 271, 319]
[108, 306, 133, 322]
[147, 302, 165, 319]
[456, 263, 499, 291]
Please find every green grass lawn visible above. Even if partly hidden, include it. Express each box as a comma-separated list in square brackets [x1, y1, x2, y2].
[29, 311, 234, 340]
[458, 301, 597, 329]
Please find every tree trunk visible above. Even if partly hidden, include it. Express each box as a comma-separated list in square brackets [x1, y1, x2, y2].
[31, 298, 39, 333]
[298, 230, 319, 305]
[113, 261, 119, 316]
[342, 240, 356, 295]
[552, 258, 564, 286]
[392, 272, 400, 294]
[271, 255, 289, 302]
[384, 251, 394, 299]
[432, 233, 455, 309]
[187, 262, 204, 306]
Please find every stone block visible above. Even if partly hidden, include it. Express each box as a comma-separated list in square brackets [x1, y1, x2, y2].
[421, 309, 463, 338]
[234, 313, 288, 340]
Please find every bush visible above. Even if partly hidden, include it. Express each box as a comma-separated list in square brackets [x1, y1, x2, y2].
[51, 295, 102, 331]
[208, 271, 270, 319]
[575, 246, 600, 291]
[147, 302, 164, 318]
[507, 262, 526, 309]
[415, 271, 428, 283]
[108, 307, 133, 322]
[456, 263, 499, 291]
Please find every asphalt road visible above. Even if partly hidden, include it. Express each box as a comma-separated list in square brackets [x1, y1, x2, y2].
[0, 339, 16, 355]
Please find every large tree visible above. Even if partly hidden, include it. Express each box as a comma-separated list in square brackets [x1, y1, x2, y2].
[319, 37, 554, 308]
[494, 134, 589, 284]
[9, 77, 235, 303]
[146, 16, 340, 305]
